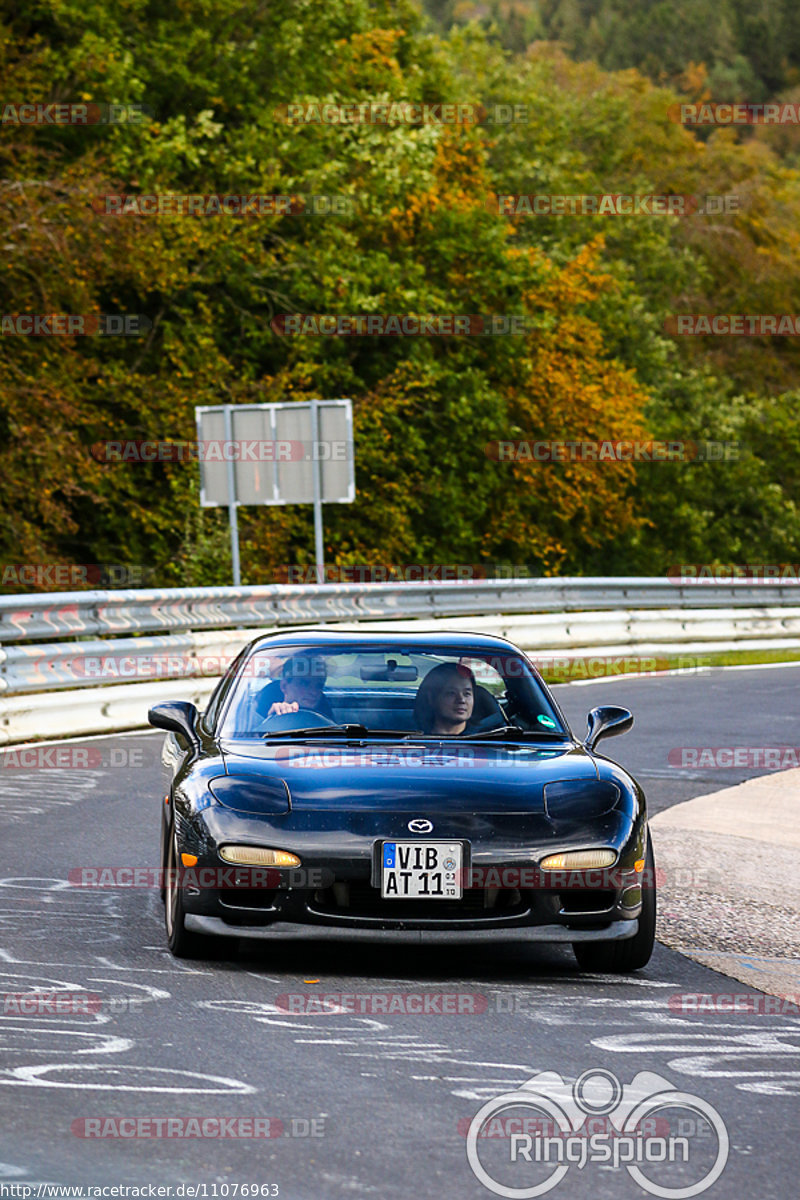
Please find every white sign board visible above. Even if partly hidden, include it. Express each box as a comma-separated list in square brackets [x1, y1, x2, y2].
[196, 400, 354, 507]
[194, 399, 355, 585]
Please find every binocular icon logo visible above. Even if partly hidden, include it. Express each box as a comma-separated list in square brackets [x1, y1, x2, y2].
[466, 1067, 728, 1198]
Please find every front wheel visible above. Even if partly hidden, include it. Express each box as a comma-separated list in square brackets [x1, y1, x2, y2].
[164, 829, 210, 958]
[572, 831, 656, 973]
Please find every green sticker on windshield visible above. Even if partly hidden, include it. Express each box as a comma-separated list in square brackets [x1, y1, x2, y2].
[538, 715, 558, 729]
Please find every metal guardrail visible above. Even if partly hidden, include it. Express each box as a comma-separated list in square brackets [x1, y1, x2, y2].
[2, 605, 800, 696]
[0, 577, 798, 744]
[2, 577, 800, 644]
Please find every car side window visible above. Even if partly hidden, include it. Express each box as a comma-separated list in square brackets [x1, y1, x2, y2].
[202, 650, 250, 733]
[200, 679, 226, 734]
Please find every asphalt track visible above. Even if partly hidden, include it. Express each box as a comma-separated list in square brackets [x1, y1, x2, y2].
[0, 663, 798, 1198]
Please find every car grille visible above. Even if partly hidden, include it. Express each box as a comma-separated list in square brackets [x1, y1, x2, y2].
[218, 888, 278, 911]
[558, 889, 616, 915]
[310, 882, 530, 921]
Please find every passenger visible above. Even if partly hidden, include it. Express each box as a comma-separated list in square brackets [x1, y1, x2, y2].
[262, 653, 333, 719]
[413, 663, 476, 735]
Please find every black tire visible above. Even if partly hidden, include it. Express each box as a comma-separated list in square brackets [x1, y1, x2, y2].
[572, 831, 656, 973]
[164, 829, 210, 958]
[159, 806, 168, 903]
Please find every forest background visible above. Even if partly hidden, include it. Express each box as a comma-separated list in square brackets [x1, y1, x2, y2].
[2, 0, 800, 588]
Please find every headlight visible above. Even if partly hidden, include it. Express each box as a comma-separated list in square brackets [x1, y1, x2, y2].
[544, 779, 619, 818]
[539, 849, 617, 871]
[208, 774, 290, 814]
[219, 846, 301, 867]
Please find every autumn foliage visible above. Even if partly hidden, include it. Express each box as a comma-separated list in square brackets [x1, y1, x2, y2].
[2, 0, 800, 587]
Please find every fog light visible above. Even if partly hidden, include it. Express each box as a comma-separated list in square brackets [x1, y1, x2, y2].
[219, 846, 301, 867]
[539, 849, 617, 870]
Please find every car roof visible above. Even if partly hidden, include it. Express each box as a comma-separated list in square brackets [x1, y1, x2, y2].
[244, 629, 520, 653]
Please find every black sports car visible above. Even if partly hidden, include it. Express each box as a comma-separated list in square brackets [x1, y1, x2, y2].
[149, 630, 656, 972]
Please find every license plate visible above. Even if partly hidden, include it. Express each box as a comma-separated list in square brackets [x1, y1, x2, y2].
[380, 841, 463, 899]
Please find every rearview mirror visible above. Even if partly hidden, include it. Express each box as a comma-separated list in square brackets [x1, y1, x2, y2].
[585, 705, 633, 751]
[360, 659, 418, 682]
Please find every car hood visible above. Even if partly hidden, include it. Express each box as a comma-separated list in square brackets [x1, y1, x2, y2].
[218, 739, 598, 812]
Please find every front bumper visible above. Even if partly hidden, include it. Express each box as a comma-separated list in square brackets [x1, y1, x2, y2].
[176, 804, 646, 938]
[185, 912, 639, 943]
[178, 871, 644, 936]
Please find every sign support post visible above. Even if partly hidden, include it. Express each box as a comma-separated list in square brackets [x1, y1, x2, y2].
[222, 404, 242, 586]
[310, 399, 325, 585]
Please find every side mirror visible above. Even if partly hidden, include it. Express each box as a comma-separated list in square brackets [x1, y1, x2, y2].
[148, 701, 200, 750]
[585, 705, 633, 752]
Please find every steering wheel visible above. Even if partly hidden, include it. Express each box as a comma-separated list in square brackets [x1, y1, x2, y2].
[260, 708, 337, 734]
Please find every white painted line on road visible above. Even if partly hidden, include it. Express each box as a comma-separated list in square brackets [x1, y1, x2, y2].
[0, 728, 156, 758]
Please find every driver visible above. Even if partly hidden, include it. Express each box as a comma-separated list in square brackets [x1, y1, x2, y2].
[262, 653, 334, 719]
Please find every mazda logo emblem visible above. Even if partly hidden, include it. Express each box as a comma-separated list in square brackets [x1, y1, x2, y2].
[408, 819, 433, 834]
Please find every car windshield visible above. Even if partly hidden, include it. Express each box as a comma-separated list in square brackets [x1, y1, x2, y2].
[217, 644, 569, 740]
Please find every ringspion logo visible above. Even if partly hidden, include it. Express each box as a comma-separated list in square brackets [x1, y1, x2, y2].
[466, 1068, 728, 1197]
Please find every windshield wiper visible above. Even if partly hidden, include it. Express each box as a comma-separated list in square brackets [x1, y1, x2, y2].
[257, 720, 419, 739]
[459, 725, 570, 740]
[262, 723, 371, 739]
